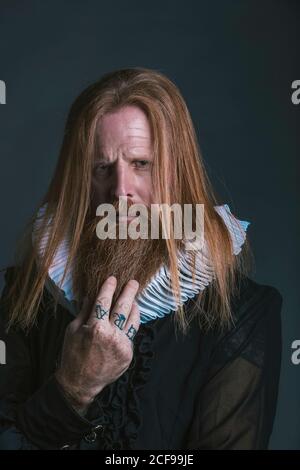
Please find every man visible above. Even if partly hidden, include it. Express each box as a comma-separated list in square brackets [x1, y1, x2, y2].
[0, 67, 282, 450]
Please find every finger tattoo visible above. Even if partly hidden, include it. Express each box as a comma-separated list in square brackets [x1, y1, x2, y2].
[113, 312, 126, 330]
[95, 303, 109, 320]
[126, 324, 137, 342]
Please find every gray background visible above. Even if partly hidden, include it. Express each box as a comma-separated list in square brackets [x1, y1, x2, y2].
[0, 0, 299, 449]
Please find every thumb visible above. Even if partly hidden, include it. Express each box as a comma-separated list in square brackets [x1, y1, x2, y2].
[71, 296, 90, 329]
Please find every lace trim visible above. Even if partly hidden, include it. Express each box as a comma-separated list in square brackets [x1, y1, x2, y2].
[86, 320, 156, 449]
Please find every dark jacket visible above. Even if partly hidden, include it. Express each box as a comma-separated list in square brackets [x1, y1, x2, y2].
[0, 266, 282, 450]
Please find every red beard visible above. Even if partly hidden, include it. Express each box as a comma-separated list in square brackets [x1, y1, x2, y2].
[72, 207, 170, 309]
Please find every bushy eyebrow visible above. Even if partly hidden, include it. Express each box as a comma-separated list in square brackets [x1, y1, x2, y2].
[95, 149, 153, 164]
[94, 156, 152, 166]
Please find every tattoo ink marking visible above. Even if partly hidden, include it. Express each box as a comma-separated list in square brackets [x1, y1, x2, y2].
[95, 303, 109, 320]
[113, 312, 127, 330]
[126, 324, 137, 342]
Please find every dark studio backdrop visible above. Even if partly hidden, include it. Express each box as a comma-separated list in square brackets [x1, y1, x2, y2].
[0, 0, 299, 450]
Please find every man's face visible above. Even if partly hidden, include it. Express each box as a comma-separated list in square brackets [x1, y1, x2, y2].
[91, 105, 154, 216]
[73, 104, 169, 305]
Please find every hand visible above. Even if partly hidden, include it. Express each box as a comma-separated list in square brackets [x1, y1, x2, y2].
[55, 276, 140, 414]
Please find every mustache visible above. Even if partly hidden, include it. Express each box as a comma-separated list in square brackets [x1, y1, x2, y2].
[85, 199, 153, 239]
[73, 207, 169, 307]
[97, 199, 150, 215]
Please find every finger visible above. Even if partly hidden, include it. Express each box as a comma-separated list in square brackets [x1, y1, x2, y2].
[69, 296, 90, 330]
[110, 280, 139, 332]
[87, 276, 117, 326]
[123, 301, 141, 345]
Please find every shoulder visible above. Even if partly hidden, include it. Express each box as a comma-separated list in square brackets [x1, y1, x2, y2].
[212, 276, 283, 368]
[1, 265, 21, 286]
[0, 265, 18, 302]
[0, 265, 28, 306]
[0, 265, 57, 327]
[231, 275, 283, 323]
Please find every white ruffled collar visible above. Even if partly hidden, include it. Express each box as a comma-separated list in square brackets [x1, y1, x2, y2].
[32, 204, 250, 323]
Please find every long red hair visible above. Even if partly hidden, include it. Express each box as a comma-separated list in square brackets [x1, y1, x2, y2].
[2, 67, 252, 334]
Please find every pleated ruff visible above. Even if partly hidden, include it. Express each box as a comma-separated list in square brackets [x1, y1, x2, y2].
[32, 203, 250, 323]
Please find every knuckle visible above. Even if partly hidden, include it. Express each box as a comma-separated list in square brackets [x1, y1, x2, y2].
[90, 322, 103, 337]
[115, 301, 131, 314]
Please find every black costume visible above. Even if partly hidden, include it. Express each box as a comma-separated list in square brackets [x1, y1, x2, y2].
[0, 266, 282, 450]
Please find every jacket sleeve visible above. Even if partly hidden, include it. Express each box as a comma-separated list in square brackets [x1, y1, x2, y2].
[0, 267, 106, 450]
[184, 282, 283, 450]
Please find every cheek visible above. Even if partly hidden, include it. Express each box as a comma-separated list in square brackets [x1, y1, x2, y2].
[91, 177, 109, 205]
[137, 177, 153, 205]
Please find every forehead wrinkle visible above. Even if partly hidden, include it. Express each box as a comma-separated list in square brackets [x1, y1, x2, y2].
[127, 125, 148, 130]
[128, 136, 150, 145]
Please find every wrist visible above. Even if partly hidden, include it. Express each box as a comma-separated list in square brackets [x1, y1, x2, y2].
[54, 370, 94, 413]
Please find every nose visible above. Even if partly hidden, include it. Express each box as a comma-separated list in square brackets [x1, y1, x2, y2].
[110, 160, 134, 201]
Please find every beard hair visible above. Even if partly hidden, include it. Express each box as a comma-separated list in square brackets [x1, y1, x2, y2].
[72, 208, 170, 310]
